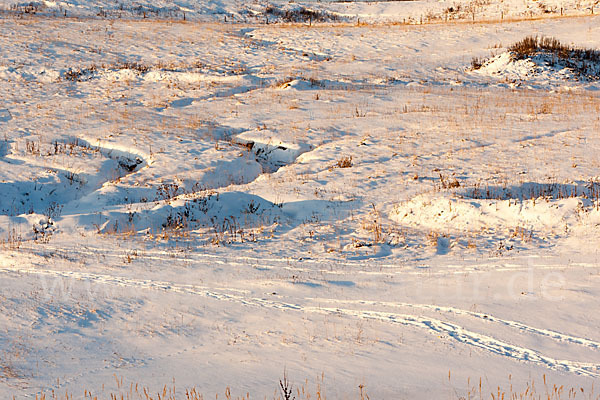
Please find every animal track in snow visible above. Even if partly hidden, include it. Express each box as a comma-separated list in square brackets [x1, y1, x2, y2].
[2, 263, 599, 378]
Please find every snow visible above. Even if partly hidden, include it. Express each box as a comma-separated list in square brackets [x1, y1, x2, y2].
[474, 50, 600, 87]
[0, 5, 600, 400]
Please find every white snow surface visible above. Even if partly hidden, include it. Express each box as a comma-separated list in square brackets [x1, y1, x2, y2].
[0, 7, 600, 400]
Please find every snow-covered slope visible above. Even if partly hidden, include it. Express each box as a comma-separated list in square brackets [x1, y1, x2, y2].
[1, 8, 600, 400]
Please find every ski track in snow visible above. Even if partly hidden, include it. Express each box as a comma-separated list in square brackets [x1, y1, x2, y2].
[1, 263, 599, 378]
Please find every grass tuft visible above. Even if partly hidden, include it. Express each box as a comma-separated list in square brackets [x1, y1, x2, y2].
[509, 35, 600, 63]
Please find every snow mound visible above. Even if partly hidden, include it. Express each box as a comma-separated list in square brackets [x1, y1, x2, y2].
[60, 64, 256, 85]
[391, 193, 600, 249]
[473, 50, 600, 84]
[233, 130, 313, 173]
[92, 191, 281, 235]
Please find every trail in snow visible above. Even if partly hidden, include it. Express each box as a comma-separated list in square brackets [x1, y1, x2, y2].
[1, 264, 599, 378]
[308, 297, 600, 351]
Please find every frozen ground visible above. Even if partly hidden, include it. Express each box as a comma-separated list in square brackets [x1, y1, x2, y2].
[0, 7, 600, 400]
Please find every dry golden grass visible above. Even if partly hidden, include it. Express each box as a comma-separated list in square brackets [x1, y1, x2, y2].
[29, 374, 330, 400]
[0, 227, 22, 250]
[20, 373, 600, 400]
[453, 373, 599, 400]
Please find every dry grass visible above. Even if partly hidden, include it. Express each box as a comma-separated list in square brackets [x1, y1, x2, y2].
[453, 373, 599, 400]
[333, 155, 353, 169]
[495, 35, 600, 79]
[263, 5, 341, 24]
[20, 373, 600, 400]
[509, 36, 600, 62]
[29, 374, 330, 400]
[463, 180, 600, 201]
[0, 227, 22, 250]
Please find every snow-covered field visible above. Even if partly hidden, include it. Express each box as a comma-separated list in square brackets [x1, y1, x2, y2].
[1, 2, 600, 399]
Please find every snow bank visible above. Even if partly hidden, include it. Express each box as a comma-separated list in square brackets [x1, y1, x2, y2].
[392, 194, 600, 239]
[473, 50, 600, 85]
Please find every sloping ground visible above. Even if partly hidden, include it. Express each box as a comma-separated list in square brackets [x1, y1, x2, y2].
[1, 13, 600, 400]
